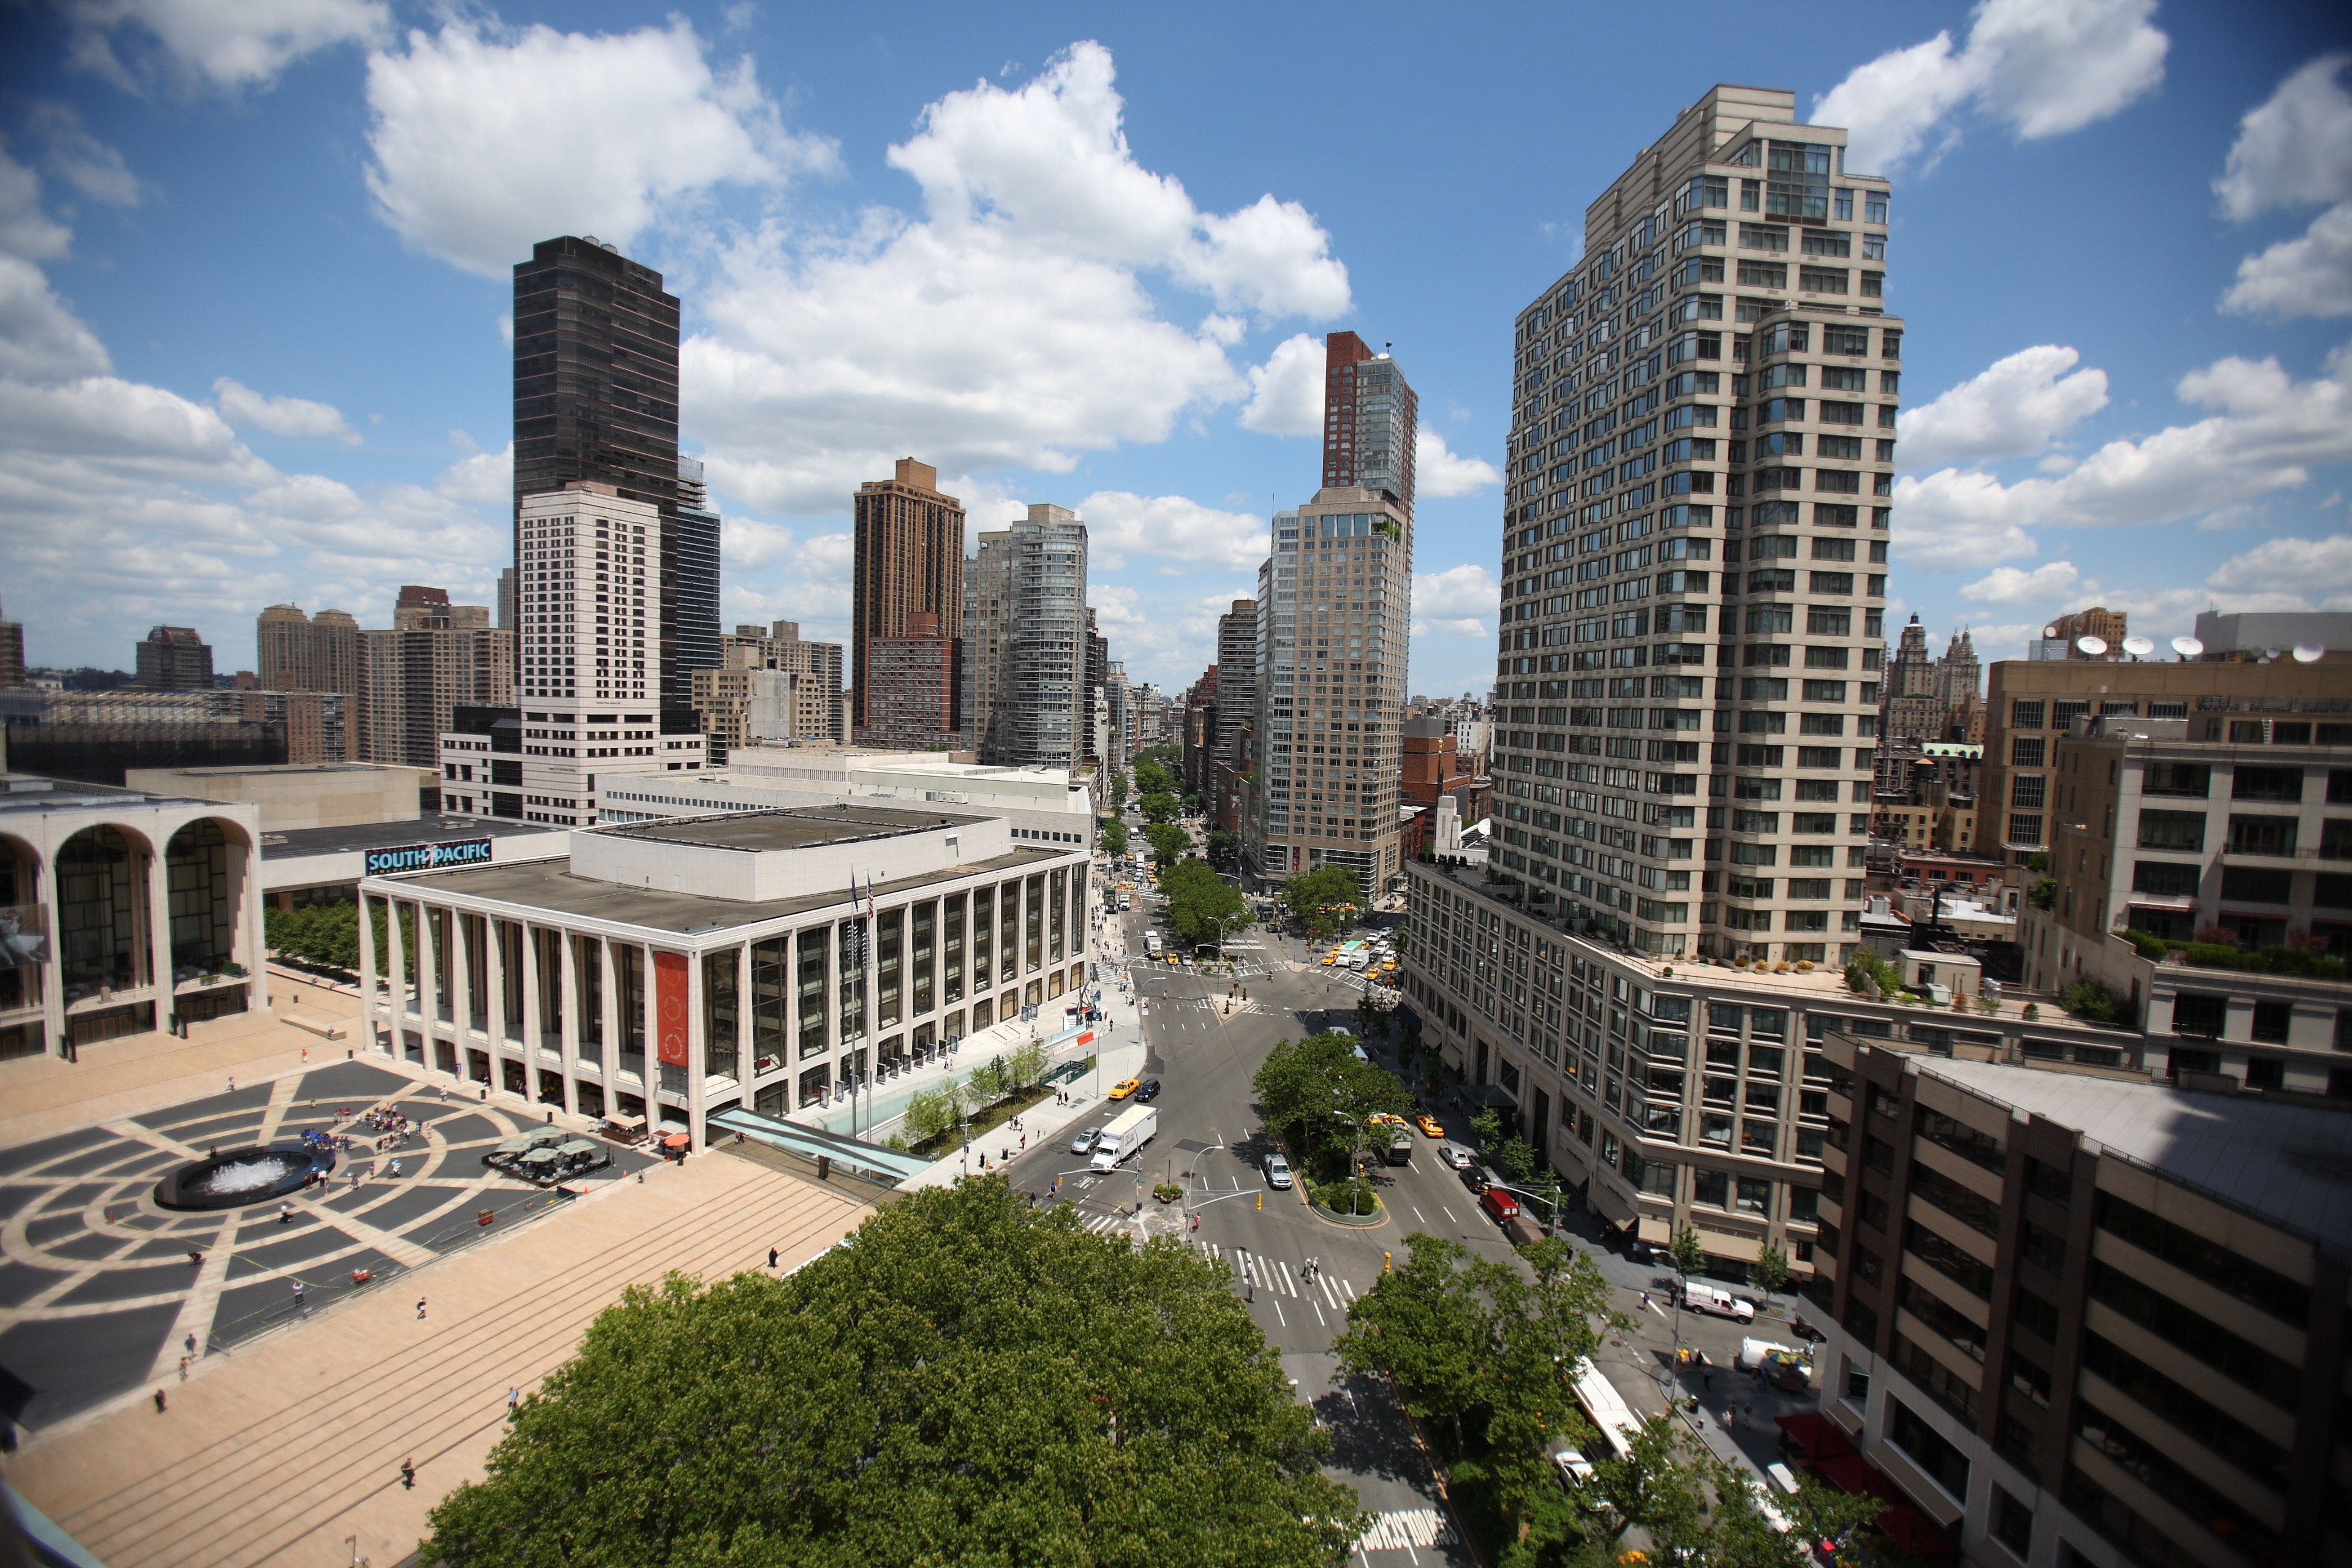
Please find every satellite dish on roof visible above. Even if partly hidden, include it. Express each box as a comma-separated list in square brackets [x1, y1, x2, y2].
[2122, 635, 2155, 658]
[2171, 635, 2204, 658]
[2293, 644, 2326, 663]
[2075, 635, 2108, 657]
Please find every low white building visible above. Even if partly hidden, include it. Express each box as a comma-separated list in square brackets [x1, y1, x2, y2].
[357, 805, 1091, 1147]
[0, 773, 266, 1058]
[597, 748, 1094, 850]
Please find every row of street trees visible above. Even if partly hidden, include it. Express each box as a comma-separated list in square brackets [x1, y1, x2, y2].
[900, 1041, 1049, 1149]
[1284, 865, 1362, 939]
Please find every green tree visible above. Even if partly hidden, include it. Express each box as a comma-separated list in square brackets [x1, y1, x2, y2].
[1140, 791, 1182, 824]
[1098, 816, 1129, 856]
[1146, 821, 1190, 870]
[1496, 1137, 1536, 1186]
[1133, 758, 1176, 799]
[427, 1180, 1365, 1566]
[1163, 858, 1249, 950]
[1252, 1031, 1414, 1180]
[1284, 865, 1362, 938]
[1752, 1242, 1791, 1305]
[1105, 769, 1128, 807]
[1205, 827, 1237, 863]
[1667, 1223, 1706, 1280]
[1468, 1106, 1502, 1155]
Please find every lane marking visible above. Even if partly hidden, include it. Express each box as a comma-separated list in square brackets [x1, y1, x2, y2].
[1412, 1205, 1426, 1223]
[1441, 1204, 1458, 1224]
[1273, 1298, 1285, 1327]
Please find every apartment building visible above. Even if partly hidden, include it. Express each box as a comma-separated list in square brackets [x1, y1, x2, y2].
[360, 586, 512, 769]
[1981, 657, 2349, 865]
[1397, 855, 2136, 1292]
[853, 459, 965, 736]
[2032, 607, 2131, 663]
[132, 625, 214, 691]
[859, 611, 961, 752]
[2021, 713, 2351, 1096]
[716, 621, 847, 748]
[962, 505, 1090, 767]
[1496, 84, 1896, 961]
[1809, 1034, 2350, 1568]
[256, 603, 361, 706]
[1215, 598, 1258, 771]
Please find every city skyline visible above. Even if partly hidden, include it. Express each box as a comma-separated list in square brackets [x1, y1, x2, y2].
[0, 5, 2347, 701]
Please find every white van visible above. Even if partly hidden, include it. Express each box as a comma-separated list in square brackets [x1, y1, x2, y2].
[1678, 1281, 1757, 1322]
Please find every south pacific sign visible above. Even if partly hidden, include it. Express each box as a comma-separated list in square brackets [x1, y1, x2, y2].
[363, 839, 497, 876]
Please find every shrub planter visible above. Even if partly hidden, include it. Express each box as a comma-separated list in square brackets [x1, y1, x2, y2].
[1310, 1178, 1385, 1226]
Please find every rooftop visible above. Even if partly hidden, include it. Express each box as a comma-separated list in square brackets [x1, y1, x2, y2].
[590, 804, 984, 854]
[386, 844, 1065, 935]
[1915, 1055, 2352, 1252]
[263, 816, 565, 861]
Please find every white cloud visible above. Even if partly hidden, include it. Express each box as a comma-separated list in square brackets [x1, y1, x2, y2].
[2206, 533, 2352, 608]
[1959, 561, 2089, 605]
[0, 145, 73, 262]
[63, 0, 390, 93]
[2217, 58, 2352, 320]
[1412, 617, 1489, 641]
[1412, 564, 1498, 619]
[1817, 0, 2167, 174]
[1240, 332, 1324, 435]
[363, 18, 835, 277]
[213, 377, 361, 444]
[1894, 342, 2352, 570]
[1073, 491, 1264, 571]
[1898, 345, 2108, 468]
[26, 104, 143, 206]
[2214, 55, 2352, 221]
[679, 45, 1345, 514]
[1415, 428, 1501, 499]
[0, 255, 111, 382]
[2222, 191, 2352, 320]
[434, 441, 510, 507]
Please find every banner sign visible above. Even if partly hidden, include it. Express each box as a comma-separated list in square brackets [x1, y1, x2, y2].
[364, 839, 495, 876]
[654, 950, 690, 1067]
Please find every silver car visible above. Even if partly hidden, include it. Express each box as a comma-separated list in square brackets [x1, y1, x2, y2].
[1263, 1152, 1293, 1189]
[1070, 1126, 1102, 1156]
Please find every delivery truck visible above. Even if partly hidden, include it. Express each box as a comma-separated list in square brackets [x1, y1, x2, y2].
[1089, 1103, 1158, 1172]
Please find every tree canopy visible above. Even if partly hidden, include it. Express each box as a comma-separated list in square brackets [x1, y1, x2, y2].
[1132, 758, 1176, 798]
[1098, 816, 1129, 856]
[1251, 1031, 1415, 1181]
[1145, 820, 1190, 869]
[426, 1180, 1366, 1567]
[1284, 865, 1362, 937]
[1139, 791, 1181, 824]
[1162, 857, 1249, 949]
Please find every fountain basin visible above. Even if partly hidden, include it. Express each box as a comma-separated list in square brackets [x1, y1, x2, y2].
[155, 1145, 335, 1212]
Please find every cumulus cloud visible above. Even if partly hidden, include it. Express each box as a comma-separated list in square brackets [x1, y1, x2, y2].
[213, 377, 360, 444]
[363, 18, 836, 277]
[1412, 617, 1489, 641]
[2216, 57, 2352, 320]
[1959, 561, 2089, 605]
[2207, 533, 2352, 608]
[63, 0, 390, 93]
[0, 145, 74, 262]
[1894, 342, 2352, 571]
[1413, 564, 1498, 620]
[1817, 0, 2168, 174]
[1074, 491, 1265, 571]
[1898, 345, 2108, 469]
[1240, 333, 1324, 435]
[1415, 428, 1502, 498]
[678, 43, 1348, 514]
[25, 104, 143, 206]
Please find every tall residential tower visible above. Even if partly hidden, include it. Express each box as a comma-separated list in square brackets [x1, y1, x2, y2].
[963, 505, 1090, 766]
[853, 459, 965, 737]
[1491, 85, 1897, 962]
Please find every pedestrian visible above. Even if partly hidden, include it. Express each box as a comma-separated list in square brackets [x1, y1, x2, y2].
[417, 1297, 428, 1320]
[292, 1280, 306, 1310]
[1641, 1290, 1650, 1310]
[390, 1158, 402, 1178]
[508, 1386, 521, 1414]
[185, 1332, 197, 1356]
[153, 1389, 167, 1413]
[1703, 1365, 1713, 1391]
[187, 1249, 205, 1267]
[178, 1355, 189, 1382]
[279, 1202, 292, 1225]
[226, 1077, 234, 1093]
[400, 1458, 417, 1490]
[768, 1246, 779, 1268]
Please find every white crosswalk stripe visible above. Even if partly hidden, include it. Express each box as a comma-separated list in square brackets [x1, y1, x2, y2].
[1355, 1507, 1457, 1553]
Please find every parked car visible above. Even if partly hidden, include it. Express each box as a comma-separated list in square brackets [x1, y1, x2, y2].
[1439, 1144, 1474, 1170]
[1263, 1152, 1293, 1189]
[1459, 1162, 1496, 1194]
[1551, 1446, 1596, 1487]
[1478, 1187, 1521, 1226]
[1070, 1126, 1102, 1156]
[1133, 1078, 1162, 1102]
[1678, 1281, 1758, 1322]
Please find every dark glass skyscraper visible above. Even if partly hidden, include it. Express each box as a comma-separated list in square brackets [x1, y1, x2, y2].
[513, 236, 688, 705]
[674, 454, 723, 687]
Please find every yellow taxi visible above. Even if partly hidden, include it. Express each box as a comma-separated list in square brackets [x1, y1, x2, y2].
[1414, 1113, 1446, 1139]
[1107, 1077, 1141, 1101]
[1321, 951, 1341, 966]
[1367, 1112, 1407, 1130]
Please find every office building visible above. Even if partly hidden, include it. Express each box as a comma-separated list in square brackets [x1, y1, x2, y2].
[962, 505, 1090, 767]
[858, 611, 962, 752]
[1808, 1033, 2350, 1568]
[2021, 711, 2351, 1085]
[1180, 666, 1219, 797]
[132, 626, 214, 691]
[439, 484, 704, 826]
[255, 604, 360, 707]
[0, 597, 23, 689]
[1980, 655, 2350, 865]
[2192, 608, 2352, 659]
[1323, 330, 1417, 511]
[674, 454, 722, 691]
[497, 568, 516, 633]
[853, 459, 964, 737]
[1084, 609, 1109, 769]
[357, 807, 1089, 1143]
[2031, 606, 2130, 662]
[596, 748, 1094, 848]
[1216, 598, 1259, 770]
[1489, 83, 1897, 961]
[512, 236, 690, 709]
[0, 774, 266, 1058]
[1104, 661, 1133, 778]
[359, 587, 511, 769]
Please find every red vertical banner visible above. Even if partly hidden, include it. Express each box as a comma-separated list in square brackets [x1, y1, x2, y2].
[654, 950, 690, 1067]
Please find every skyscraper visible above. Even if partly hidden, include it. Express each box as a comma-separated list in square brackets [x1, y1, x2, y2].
[1215, 598, 1258, 770]
[132, 627, 214, 691]
[1490, 85, 1897, 961]
[512, 237, 689, 706]
[1881, 612, 1937, 746]
[963, 505, 1089, 766]
[853, 459, 965, 735]
[674, 453, 722, 688]
[256, 603, 360, 703]
[363, 586, 510, 767]
[1246, 334, 1415, 892]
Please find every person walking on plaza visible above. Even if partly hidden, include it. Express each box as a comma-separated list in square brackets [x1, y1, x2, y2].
[768, 1246, 778, 1269]
[508, 1386, 521, 1415]
[417, 1297, 427, 1320]
[400, 1458, 416, 1490]
[153, 1390, 166, 1414]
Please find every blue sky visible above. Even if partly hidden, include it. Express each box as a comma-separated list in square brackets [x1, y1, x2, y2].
[1, 1, 2348, 698]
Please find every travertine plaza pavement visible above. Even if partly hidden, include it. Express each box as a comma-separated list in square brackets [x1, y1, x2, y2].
[2, 987, 873, 1567]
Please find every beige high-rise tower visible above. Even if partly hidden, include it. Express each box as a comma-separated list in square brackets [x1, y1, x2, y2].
[853, 459, 965, 735]
[1492, 85, 1899, 962]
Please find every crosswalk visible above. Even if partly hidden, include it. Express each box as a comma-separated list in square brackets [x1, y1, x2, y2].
[1355, 1508, 1458, 1555]
[1194, 1240, 1360, 1312]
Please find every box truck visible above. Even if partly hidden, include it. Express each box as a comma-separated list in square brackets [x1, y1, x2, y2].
[1089, 1103, 1158, 1172]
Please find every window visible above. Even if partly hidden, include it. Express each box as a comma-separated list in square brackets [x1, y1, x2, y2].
[2011, 775, 2046, 808]
[2011, 700, 2045, 729]
[1991, 1487, 2034, 1557]
[2132, 859, 2199, 896]
[2010, 736, 2045, 767]
[2138, 810, 2206, 851]
[1693, 1168, 1730, 1208]
[2171, 992, 2226, 1037]
[2232, 765, 2304, 802]
[2222, 865, 2293, 903]
[2007, 813, 2043, 846]
[2227, 815, 2297, 856]
[1888, 1392, 1974, 1493]
[2252, 999, 2292, 1044]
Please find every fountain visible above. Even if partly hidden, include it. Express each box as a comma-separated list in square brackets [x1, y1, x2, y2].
[155, 1145, 336, 1212]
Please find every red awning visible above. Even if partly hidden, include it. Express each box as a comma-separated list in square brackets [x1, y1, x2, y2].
[1774, 1411, 1856, 1461]
[1815, 1457, 1957, 1558]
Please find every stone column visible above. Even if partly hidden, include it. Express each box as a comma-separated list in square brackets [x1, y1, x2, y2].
[37, 848, 63, 1058]
[413, 903, 439, 1064]
[145, 834, 173, 1033]
[683, 947, 705, 1152]
[381, 893, 407, 1053]
[357, 889, 379, 1046]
